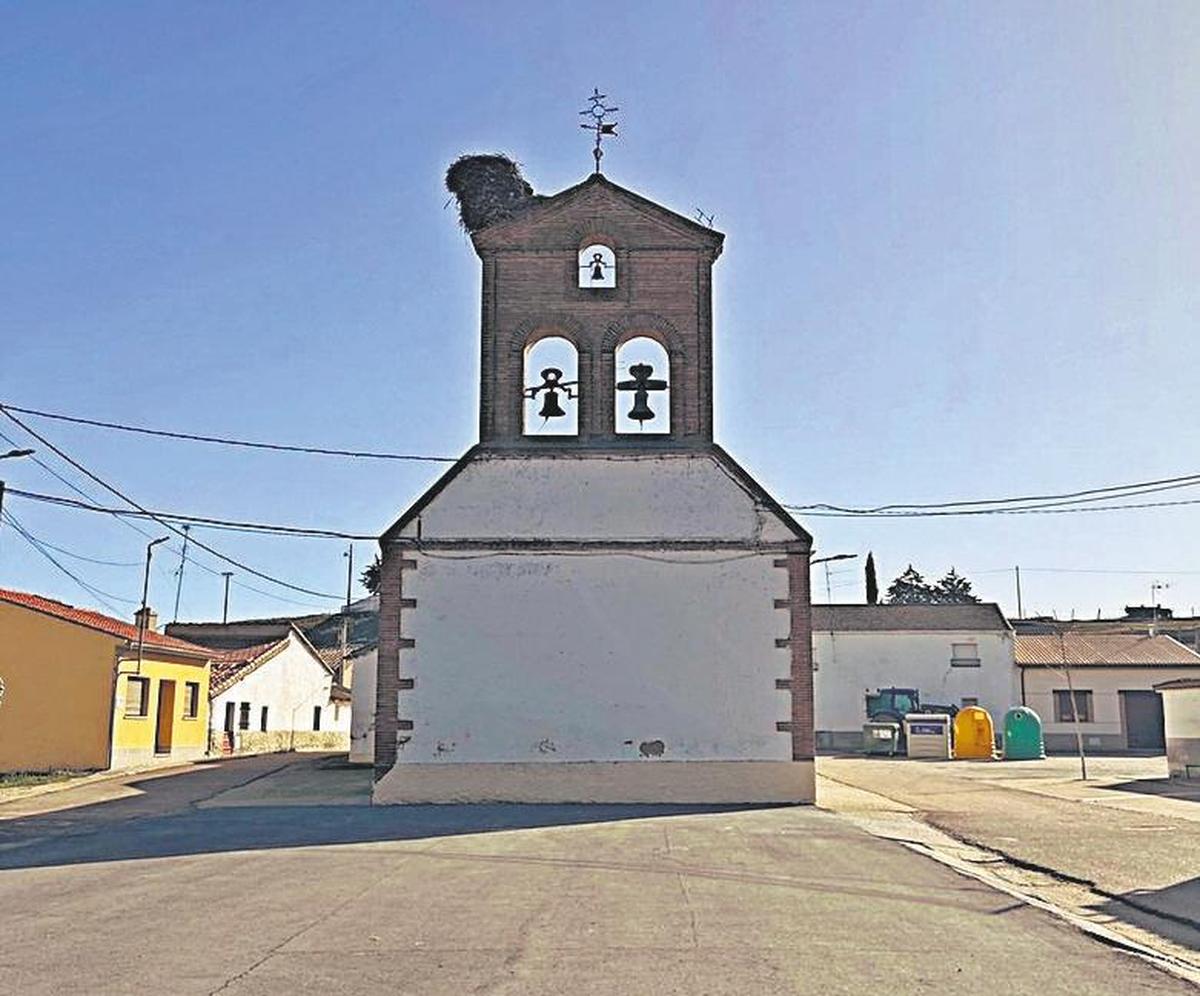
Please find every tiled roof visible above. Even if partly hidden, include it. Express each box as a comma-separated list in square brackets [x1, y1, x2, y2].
[0, 588, 212, 656]
[812, 603, 1010, 633]
[1015, 633, 1200, 667]
[209, 638, 290, 695]
[1154, 677, 1200, 691]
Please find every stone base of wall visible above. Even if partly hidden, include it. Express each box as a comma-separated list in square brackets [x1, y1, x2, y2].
[373, 760, 815, 805]
[109, 744, 206, 772]
[1166, 737, 1200, 778]
[208, 731, 349, 754]
[1043, 732, 1128, 753]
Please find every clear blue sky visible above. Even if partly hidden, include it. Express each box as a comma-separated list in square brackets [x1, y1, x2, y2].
[2, 1, 1198, 623]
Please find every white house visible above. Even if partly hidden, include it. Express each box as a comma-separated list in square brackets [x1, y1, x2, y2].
[1155, 678, 1200, 778]
[812, 603, 1015, 751]
[1016, 632, 1200, 752]
[209, 626, 350, 754]
[347, 642, 378, 765]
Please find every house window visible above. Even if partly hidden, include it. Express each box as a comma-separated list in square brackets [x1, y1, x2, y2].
[961, 697, 979, 708]
[1054, 689, 1093, 723]
[260, 706, 269, 732]
[125, 676, 150, 717]
[950, 642, 981, 667]
[224, 701, 236, 733]
[238, 702, 251, 730]
[312, 706, 322, 731]
[183, 682, 200, 719]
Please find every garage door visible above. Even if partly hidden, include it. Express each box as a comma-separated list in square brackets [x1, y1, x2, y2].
[1120, 690, 1165, 750]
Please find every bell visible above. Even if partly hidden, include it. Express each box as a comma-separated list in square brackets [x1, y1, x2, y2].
[590, 254, 605, 281]
[538, 389, 566, 419]
[627, 393, 655, 424]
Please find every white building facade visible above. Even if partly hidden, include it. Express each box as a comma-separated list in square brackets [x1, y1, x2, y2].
[812, 604, 1016, 751]
[348, 644, 378, 765]
[210, 627, 350, 754]
[1155, 678, 1200, 778]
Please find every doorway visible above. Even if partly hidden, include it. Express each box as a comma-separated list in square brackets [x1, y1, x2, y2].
[155, 679, 176, 755]
[1120, 690, 1165, 750]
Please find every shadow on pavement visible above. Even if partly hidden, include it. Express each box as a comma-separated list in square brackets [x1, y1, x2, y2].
[0, 796, 776, 872]
[1106, 778, 1200, 803]
[1099, 876, 1200, 951]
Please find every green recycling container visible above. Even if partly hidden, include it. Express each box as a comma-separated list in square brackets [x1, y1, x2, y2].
[1003, 707, 1045, 760]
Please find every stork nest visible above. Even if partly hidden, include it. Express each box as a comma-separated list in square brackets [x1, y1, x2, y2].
[445, 153, 538, 233]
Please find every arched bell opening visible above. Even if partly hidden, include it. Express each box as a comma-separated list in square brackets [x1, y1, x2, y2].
[523, 335, 579, 436]
[578, 243, 616, 289]
[614, 336, 671, 435]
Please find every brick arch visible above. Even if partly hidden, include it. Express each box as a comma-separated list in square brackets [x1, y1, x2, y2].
[569, 216, 629, 249]
[601, 313, 687, 358]
[508, 314, 591, 357]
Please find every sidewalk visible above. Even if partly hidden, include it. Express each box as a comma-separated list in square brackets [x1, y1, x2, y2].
[818, 755, 1200, 961]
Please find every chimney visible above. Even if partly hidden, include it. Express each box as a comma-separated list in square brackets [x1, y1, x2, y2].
[134, 606, 158, 634]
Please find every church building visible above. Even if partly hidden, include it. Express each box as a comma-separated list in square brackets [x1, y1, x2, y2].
[373, 147, 815, 804]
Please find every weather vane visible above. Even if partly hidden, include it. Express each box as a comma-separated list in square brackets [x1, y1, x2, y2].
[579, 87, 618, 174]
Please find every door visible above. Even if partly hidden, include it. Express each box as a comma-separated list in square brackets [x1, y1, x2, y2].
[1121, 690, 1165, 750]
[155, 679, 176, 755]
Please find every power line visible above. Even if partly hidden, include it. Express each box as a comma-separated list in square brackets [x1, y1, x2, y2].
[0, 425, 333, 611]
[1, 510, 136, 613]
[0, 402, 456, 464]
[0, 408, 342, 601]
[789, 496, 1200, 518]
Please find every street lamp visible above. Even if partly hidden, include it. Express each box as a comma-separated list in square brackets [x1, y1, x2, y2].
[810, 552, 859, 605]
[0, 448, 35, 550]
[135, 536, 171, 673]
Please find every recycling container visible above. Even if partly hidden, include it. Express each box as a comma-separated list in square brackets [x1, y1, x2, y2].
[1003, 706, 1046, 760]
[904, 713, 953, 759]
[862, 721, 901, 756]
[953, 706, 996, 760]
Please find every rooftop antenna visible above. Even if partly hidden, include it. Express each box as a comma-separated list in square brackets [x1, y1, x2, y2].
[694, 208, 715, 228]
[579, 88, 618, 175]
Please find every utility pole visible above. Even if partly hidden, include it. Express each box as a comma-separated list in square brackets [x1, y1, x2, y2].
[221, 572, 233, 624]
[136, 536, 170, 674]
[172, 525, 190, 623]
[1014, 565, 1023, 619]
[1053, 624, 1087, 781]
[339, 544, 354, 684]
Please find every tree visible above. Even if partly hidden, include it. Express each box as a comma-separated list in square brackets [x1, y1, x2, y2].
[865, 552, 879, 605]
[934, 567, 980, 604]
[360, 553, 382, 595]
[885, 565, 936, 604]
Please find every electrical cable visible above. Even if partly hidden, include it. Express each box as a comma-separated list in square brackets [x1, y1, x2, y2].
[0, 402, 456, 463]
[0, 408, 342, 601]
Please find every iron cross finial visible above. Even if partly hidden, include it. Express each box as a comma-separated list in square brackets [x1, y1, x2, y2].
[579, 87, 618, 175]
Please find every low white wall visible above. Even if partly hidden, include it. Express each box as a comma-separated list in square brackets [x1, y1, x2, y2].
[813, 630, 1016, 737]
[349, 648, 377, 765]
[396, 550, 792, 765]
[1022, 667, 1200, 744]
[212, 637, 349, 752]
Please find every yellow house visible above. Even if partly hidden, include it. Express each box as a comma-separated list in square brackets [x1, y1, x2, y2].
[0, 588, 212, 774]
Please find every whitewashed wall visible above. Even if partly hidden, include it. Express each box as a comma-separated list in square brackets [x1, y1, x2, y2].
[397, 550, 792, 764]
[1022, 666, 1200, 744]
[813, 630, 1016, 739]
[349, 647, 377, 764]
[1160, 685, 1200, 777]
[212, 636, 349, 750]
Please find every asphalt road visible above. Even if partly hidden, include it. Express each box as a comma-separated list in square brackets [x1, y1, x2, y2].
[0, 754, 1193, 995]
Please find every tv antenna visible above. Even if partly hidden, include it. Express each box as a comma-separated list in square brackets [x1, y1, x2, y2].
[694, 208, 715, 228]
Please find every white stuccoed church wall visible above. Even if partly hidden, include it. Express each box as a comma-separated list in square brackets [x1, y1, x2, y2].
[400, 551, 790, 763]
[373, 452, 813, 803]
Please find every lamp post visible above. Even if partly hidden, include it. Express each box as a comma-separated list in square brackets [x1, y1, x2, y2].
[135, 536, 170, 673]
[0, 448, 35, 552]
[810, 552, 858, 604]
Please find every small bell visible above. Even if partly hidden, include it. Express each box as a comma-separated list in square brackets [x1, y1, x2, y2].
[539, 389, 566, 419]
[627, 393, 654, 424]
[590, 254, 605, 281]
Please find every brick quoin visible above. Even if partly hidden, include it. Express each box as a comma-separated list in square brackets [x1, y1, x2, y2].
[373, 544, 405, 777]
[788, 551, 815, 761]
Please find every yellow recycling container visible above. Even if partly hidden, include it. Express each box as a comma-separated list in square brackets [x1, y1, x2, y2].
[953, 706, 996, 760]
